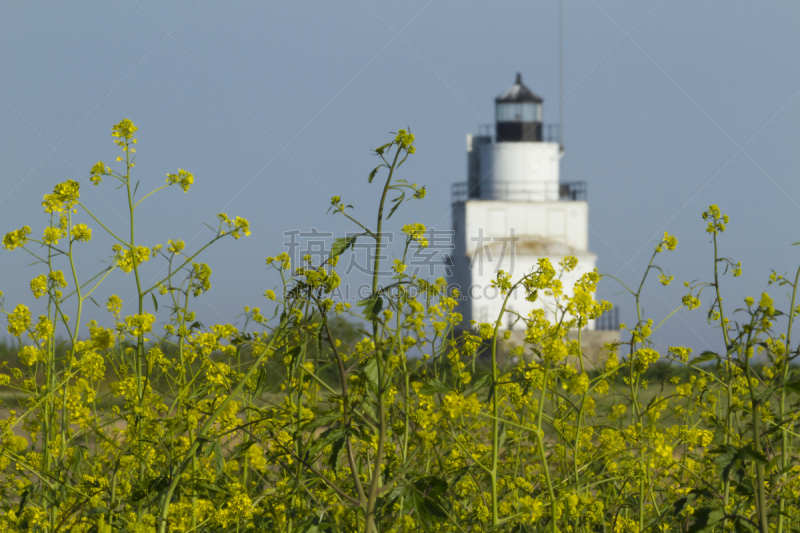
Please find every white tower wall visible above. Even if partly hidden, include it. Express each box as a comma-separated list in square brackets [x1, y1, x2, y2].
[477, 142, 561, 201]
[452, 199, 596, 327]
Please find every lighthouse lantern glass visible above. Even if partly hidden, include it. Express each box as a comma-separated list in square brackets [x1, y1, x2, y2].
[496, 102, 541, 123]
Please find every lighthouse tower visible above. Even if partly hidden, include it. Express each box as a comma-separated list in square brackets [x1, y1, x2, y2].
[450, 73, 599, 332]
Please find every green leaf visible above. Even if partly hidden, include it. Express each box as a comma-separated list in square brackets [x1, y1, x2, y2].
[385, 483, 408, 503]
[328, 437, 345, 472]
[411, 476, 449, 519]
[687, 507, 725, 533]
[250, 366, 268, 397]
[309, 427, 345, 456]
[397, 153, 410, 169]
[709, 444, 767, 483]
[282, 345, 302, 369]
[784, 378, 800, 394]
[16, 488, 29, 515]
[386, 192, 405, 220]
[733, 516, 756, 533]
[151, 293, 158, 313]
[303, 413, 342, 432]
[231, 332, 253, 347]
[673, 489, 709, 515]
[733, 479, 754, 496]
[315, 317, 326, 356]
[740, 446, 768, 464]
[690, 351, 720, 366]
[331, 236, 358, 258]
[211, 442, 224, 477]
[498, 424, 507, 449]
[368, 165, 381, 183]
[419, 379, 450, 396]
[363, 357, 379, 391]
[709, 444, 738, 481]
[357, 295, 383, 321]
[471, 374, 491, 392]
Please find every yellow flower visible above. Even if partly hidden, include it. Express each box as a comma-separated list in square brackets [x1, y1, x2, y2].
[90, 161, 109, 185]
[633, 347, 659, 374]
[395, 129, 415, 152]
[166, 169, 194, 192]
[402, 223, 428, 248]
[564, 373, 590, 395]
[49, 271, 68, 289]
[7, 304, 31, 337]
[111, 118, 138, 143]
[392, 258, 406, 274]
[33, 315, 53, 340]
[3, 226, 32, 250]
[191, 262, 212, 296]
[124, 313, 156, 336]
[656, 232, 678, 252]
[30, 275, 48, 299]
[71, 223, 92, 242]
[266, 252, 291, 271]
[760, 292, 775, 316]
[90, 325, 115, 350]
[542, 337, 568, 363]
[669, 346, 692, 363]
[43, 225, 66, 245]
[42, 180, 80, 214]
[167, 239, 185, 254]
[702, 204, 729, 234]
[112, 244, 151, 273]
[682, 294, 701, 310]
[217, 213, 251, 239]
[107, 295, 123, 317]
[559, 255, 578, 272]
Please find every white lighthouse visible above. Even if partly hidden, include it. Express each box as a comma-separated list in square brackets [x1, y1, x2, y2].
[450, 73, 602, 333]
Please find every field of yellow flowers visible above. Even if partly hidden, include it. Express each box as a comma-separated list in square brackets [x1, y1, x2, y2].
[1, 120, 798, 533]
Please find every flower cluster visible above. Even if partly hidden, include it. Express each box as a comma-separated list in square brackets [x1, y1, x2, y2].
[401, 222, 428, 248]
[395, 128, 415, 153]
[702, 204, 729, 234]
[217, 213, 251, 239]
[167, 168, 194, 192]
[2, 225, 31, 250]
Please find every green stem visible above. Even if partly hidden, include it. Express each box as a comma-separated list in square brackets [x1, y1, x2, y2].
[712, 233, 734, 509]
[157, 321, 289, 533]
[537, 362, 557, 533]
[364, 146, 402, 533]
[133, 183, 171, 208]
[777, 265, 800, 533]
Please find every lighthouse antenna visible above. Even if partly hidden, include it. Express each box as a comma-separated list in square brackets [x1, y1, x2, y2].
[559, 0, 564, 151]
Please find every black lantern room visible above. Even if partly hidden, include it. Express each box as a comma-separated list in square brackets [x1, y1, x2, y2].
[495, 73, 543, 142]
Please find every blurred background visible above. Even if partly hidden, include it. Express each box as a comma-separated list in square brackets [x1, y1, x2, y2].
[1, 1, 799, 355]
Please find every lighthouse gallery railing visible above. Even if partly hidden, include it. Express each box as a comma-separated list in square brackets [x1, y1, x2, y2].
[451, 181, 587, 206]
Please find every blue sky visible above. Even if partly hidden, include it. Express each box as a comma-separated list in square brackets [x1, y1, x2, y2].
[1, 1, 799, 354]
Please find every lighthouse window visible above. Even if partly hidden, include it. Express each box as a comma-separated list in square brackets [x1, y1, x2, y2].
[496, 102, 539, 123]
